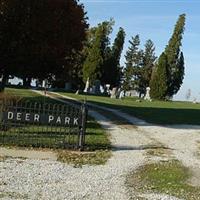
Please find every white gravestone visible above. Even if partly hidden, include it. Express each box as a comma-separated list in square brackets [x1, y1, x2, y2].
[84, 78, 90, 93]
[105, 84, 110, 95]
[119, 90, 125, 99]
[144, 87, 151, 100]
[110, 87, 117, 98]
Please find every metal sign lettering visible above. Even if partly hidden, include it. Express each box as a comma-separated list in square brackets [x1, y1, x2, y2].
[2, 111, 80, 126]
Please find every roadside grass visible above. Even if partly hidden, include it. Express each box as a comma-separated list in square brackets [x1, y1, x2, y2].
[0, 88, 111, 165]
[145, 142, 173, 158]
[57, 116, 111, 167]
[85, 116, 111, 151]
[126, 160, 200, 200]
[0, 155, 5, 161]
[57, 150, 111, 167]
[58, 92, 200, 125]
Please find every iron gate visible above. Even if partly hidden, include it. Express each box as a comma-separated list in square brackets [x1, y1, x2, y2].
[0, 99, 87, 149]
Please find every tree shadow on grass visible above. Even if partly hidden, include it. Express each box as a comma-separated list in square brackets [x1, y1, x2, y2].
[85, 101, 200, 128]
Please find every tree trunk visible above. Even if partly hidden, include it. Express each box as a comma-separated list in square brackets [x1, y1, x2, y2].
[27, 77, 31, 87]
[23, 77, 31, 87]
[139, 92, 142, 98]
[0, 74, 8, 92]
[22, 77, 26, 87]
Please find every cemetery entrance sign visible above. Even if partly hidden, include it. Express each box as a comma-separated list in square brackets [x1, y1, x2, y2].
[0, 100, 87, 149]
[3, 111, 80, 126]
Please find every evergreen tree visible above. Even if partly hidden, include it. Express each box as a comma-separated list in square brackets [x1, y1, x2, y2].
[122, 66, 133, 91]
[142, 40, 157, 90]
[82, 27, 103, 84]
[172, 51, 185, 95]
[102, 27, 125, 87]
[82, 19, 114, 85]
[123, 35, 142, 91]
[123, 36, 156, 97]
[164, 14, 186, 97]
[150, 53, 168, 100]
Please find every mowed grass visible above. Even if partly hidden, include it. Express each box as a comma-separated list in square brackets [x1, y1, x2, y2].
[126, 160, 200, 200]
[5, 88, 39, 98]
[58, 92, 200, 125]
[4, 87, 57, 104]
[1, 88, 111, 165]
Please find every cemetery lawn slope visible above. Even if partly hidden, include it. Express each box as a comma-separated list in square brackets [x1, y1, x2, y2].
[58, 92, 200, 125]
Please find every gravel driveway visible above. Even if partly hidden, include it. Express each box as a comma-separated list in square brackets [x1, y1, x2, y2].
[0, 109, 148, 200]
[1, 92, 200, 200]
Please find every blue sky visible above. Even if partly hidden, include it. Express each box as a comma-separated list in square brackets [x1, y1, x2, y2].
[80, 0, 200, 101]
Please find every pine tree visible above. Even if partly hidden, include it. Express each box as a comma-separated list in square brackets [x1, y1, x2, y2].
[150, 53, 168, 100]
[164, 14, 186, 97]
[123, 36, 156, 97]
[142, 40, 157, 89]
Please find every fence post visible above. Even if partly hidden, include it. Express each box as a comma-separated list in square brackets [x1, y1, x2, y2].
[79, 102, 87, 150]
[0, 99, 3, 127]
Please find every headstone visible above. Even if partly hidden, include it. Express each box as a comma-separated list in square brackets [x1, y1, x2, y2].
[144, 87, 151, 100]
[65, 82, 71, 90]
[75, 90, 79, 95]
[35, 79, 39, 87]
[105, 84, 111, 95]
[125, 91, 131, 97]
[84, 77, 90, 93]
[42, 79, 48, 88]
[125, 90, 138, 97]
[42, 80, 46, 88]
[89, 87, 93, 93]
[110, 87, 118, 99]
[0, 75, 3, 82]
[91, 86, 95, 94]
[100, 85, 104, 93]
[94, 80, 101, 94]
[119, 90, 125, 99]
[116, 88, 121, 98]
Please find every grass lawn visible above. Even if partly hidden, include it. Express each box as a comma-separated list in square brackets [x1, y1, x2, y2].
[0, 88, 111, 165]
[126, 160, 200, 200]
[58, 92, 200, 125]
